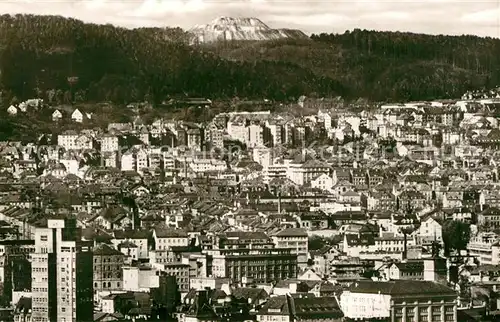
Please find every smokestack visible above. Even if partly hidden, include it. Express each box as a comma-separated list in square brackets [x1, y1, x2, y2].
[403, 232, 407, 261]
[278, 191, 281, 214]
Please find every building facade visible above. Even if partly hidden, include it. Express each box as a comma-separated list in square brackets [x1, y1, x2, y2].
[31, 218, 93, 322]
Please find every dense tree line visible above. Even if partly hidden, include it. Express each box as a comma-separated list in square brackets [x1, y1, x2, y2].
[312, 30, 500, 101]
[1, 15, 500, 105]
[0, 14, 343, 104]
[209, 30, 500, 102]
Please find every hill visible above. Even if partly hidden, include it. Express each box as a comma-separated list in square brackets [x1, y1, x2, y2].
[188, 16, 308, 44]
[0, 15, 499, 106]
[204, 30, 500, 101]
[0, 14, 344, 106]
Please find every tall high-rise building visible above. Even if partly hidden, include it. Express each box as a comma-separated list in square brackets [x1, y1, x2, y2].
[31, 217, 93, 322]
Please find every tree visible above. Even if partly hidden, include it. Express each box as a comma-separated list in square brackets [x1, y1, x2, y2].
[442, 220, 471, 255]
[308, 235, 327, 251]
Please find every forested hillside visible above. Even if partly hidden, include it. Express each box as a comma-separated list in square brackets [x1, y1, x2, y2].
[208, 29, 500, 101]
[0, 14, 500, 105]
[0, 14, 344, 105]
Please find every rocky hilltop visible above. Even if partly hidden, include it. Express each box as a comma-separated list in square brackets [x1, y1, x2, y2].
[189, 16, 308, 44]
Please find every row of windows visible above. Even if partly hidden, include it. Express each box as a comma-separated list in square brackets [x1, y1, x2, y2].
[94, 265, 121, 271]
[94, 257, 122, 263]
[395, 315, 454, 322]
[32, 277, 48, 282]
[95, 272, 121, 279]
[33, 268, 47, 273]
[33, 297, 48, 303]
[32, 287, 48, 292]
[32, 307, 48, 313]
[33, 257, 48, 262]
[95, 282, 120, 288]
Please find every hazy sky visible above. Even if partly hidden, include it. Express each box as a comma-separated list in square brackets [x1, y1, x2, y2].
[1, 0, 499, 37]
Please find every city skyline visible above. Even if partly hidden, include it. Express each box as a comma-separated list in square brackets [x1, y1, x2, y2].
[0, 0, 499, 37]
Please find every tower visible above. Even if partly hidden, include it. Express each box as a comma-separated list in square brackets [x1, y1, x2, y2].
[31, 217, 93, 322]
[423, 241, 447, 284]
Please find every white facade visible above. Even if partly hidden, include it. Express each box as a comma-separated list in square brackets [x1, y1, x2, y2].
[311, 173, 334, 192]
[247, 124, 264, 148]
[467, 232, 500, 265]
[340, 291, 391, 320]
[31, 219, 93, 322]
[136, 149, 149, 173]
[71, 109, 84, 123]
[416, 216, 443, 244]
[189, 159, 227, 173]
[7, 105, 17, 115]
[52, 110, 63, 121]
[57, 132, 79, 151]
[121, 152, 135, 172]
[253, 148, 272, 168]
[122, 267, 159, 292]
[265, 121, 282, 147]
[101, 135, 119, 153]
[227, 122, 246, 143]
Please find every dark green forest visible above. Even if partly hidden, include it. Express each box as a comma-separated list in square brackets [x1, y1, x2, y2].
[208, 30, 500, 101]
[1, 14, 500, 105]
[0, 14, 343, 105]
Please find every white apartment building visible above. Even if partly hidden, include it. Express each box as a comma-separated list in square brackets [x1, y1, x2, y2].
[188, 159, 227, 173]
[153, 228, 189, 251]
[227, 118, 247, 143]
[247, 124, 264, 148]
[101, 135, 119, 152]
[57, 131, 79, 150]
[31, 218, 93, 322]
[273, 228, 309, 269]
[263, 163, 288, 182]
[310, 173, 334, 192]
[57, 131, 93, 151]
[253, 148, 272, 168]
[136, 149, 149, 173]
[287, 160, 331, 186]
[265, 120, 282, 147]
[467, 232, 500, 265]
[122, 266, 159, 292]
[120, 151, 135, 172]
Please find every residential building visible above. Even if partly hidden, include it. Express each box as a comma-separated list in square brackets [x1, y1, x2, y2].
[31, 217, 93, 322]
[340, 280, 457, 322]
[93, 244, 125, 297]
[273, 228, 308, 269]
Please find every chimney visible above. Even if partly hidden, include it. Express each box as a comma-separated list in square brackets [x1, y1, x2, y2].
[278, 191, 282, 214]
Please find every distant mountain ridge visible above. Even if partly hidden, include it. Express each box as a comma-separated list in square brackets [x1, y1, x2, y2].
[189, 16, 308, 44]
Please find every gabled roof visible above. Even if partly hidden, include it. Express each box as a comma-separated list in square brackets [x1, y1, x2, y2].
[393, 260, 424, 273]
[154, 227, 188, 238]
[275, 228, 308, 237]
[349, 280, 456, 296]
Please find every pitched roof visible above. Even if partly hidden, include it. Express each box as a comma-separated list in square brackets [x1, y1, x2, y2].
[154, 227, 188, 238]
[276, 228, 308, 237]
[349, 280, 456, 296]
[94, 243, 124, 256]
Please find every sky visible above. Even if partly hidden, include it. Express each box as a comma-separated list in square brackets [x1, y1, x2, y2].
[1, 0, 499, 37]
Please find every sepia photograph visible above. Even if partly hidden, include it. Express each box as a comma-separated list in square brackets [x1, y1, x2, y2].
[0, 0, 499, 321]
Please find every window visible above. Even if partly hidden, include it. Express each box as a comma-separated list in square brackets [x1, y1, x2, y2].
[40, 235, 48, 242]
